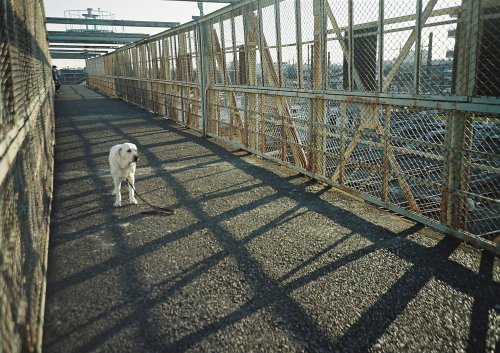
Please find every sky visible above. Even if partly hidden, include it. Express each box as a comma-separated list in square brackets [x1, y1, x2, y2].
[44, 0, 227, 68]
[44, 0, 457, 70]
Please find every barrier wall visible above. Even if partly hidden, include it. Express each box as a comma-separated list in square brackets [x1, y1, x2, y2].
[0, 0, 55, 351]
[87, 0, 500, 253]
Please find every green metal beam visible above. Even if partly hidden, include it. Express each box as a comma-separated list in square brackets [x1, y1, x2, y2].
[50, 49, 109, 54]
[49, 44, 120, 49]
[159, 0, 238, 3]
[48, 31, 148, 44]
[46, 17, 180, 28]
[50, 52, 101, 59]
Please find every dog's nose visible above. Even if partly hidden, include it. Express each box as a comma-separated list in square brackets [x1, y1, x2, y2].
[133, 155, 139, 162]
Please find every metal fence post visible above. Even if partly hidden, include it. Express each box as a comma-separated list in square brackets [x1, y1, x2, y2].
[347, 0, 353, 91]
[310, 0, 327, 175]
[197, 22, 208, 137]
[274, 0, 283, 87]
[414, 0, 422, 94]
[244, 3, 258, 149]
[376, 0, 384, 93]
[441, 0, 477, 230]
[258, 0, 265, 86]
[295, 0, 303, 88]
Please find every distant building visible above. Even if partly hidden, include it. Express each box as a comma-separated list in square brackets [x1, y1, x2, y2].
[59, 68, 87, 85]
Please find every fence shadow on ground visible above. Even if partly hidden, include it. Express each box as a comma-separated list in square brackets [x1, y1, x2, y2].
[45, 88, 499, 353]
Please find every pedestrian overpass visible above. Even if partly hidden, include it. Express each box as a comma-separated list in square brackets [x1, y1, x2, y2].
[0, 0, 499, 352]
[86, 0, 500, 249]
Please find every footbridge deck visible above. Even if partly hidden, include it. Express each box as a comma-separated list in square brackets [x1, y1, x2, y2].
[42, 84, 499, 353]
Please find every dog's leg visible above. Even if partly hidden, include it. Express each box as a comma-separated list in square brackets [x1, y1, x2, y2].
[128, 175, 138, 204]
[111, 169, 117, 195]
[113, 178, 122, 207]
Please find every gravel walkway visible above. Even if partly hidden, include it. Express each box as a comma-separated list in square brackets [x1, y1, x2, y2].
[43, 85, 499, 353]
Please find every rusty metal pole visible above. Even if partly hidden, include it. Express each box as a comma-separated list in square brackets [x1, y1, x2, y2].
[441, 0, 477, 230]
[310, 0, 326, 175]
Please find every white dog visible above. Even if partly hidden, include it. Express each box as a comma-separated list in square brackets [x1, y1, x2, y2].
[109, 142, 139, 207]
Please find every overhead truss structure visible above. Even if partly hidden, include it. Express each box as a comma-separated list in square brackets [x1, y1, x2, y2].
[48, 31, 149, 44]
[46, 17, 180, 28]
[47, 14, 181, 60]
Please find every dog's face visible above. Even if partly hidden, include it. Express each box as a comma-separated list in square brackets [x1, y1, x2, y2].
[118, 142, 139, 165]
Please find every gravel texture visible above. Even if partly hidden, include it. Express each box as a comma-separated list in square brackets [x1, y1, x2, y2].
[43, 85, 500, 353]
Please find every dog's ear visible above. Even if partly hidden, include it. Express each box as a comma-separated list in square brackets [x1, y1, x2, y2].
[117, 147, 122, 157]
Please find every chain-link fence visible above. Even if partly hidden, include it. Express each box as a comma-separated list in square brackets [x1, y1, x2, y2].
[0, 0, 55, 351]
[87, 0, 499, 253]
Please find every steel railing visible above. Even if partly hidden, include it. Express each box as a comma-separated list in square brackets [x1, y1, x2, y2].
[86, 0, 500, 253]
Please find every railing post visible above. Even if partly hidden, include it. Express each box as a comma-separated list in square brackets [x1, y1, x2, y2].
[413, 0, 422, 94]
[197, 22, 208, 137]
[274, 0, 283, 87]
[377, 0, 384, 93]
[243, 3, 258, 149]
[295, 0, 303, 89]
[441, 0, 477, 230]
[347, 0, 353, 91]
[257, 0, 265, 86]
[310, 0, 326, 175]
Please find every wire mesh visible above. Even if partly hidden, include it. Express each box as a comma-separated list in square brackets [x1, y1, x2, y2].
[475, 1, 500, 97]
[279, 0, 299, 88]
[1, 0, 55, 351]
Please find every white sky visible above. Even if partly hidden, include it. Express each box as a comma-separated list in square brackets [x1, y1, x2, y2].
[44, 0, 227, 68]
[45, 0, 457, 69]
